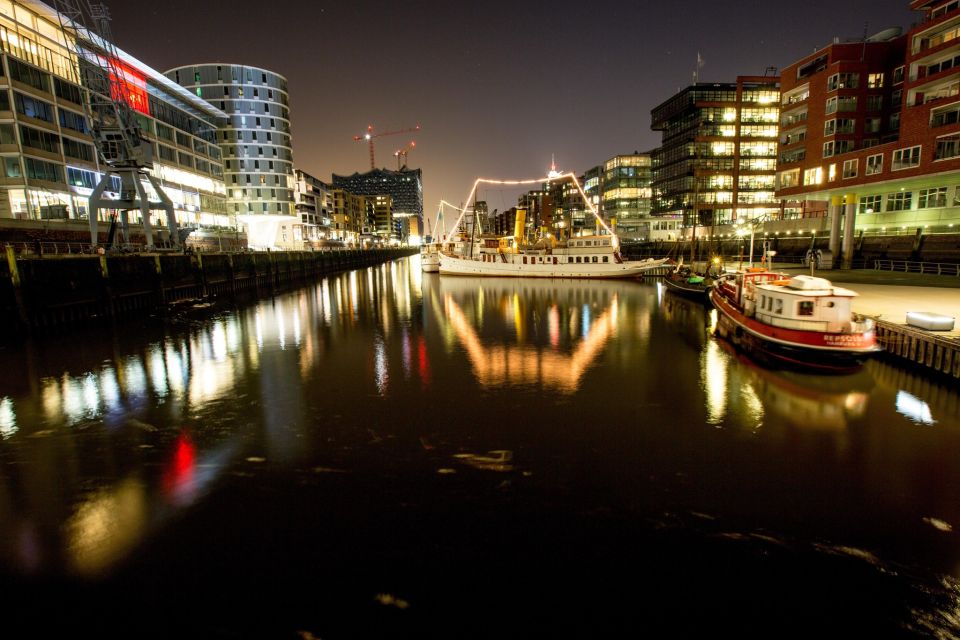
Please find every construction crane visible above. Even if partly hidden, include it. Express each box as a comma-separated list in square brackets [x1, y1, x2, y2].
[51, 0, 179, 250]
[393, 141, 416, 170]
[353, 124, 420, 170]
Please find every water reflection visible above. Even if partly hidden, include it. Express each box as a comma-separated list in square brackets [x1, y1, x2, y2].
[1, 258, 960, 635]
[437, 277, 625, 393]
[661, 291, 873, 432]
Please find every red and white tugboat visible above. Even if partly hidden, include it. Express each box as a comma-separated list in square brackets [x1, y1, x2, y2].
[709, 271, 880, 371]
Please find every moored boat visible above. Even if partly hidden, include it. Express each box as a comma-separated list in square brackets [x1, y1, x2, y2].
[709, 271, 879, 371]
[662, 264, 714, 301]
[421, 242, 440, 272]
[439, 234, 668, 278]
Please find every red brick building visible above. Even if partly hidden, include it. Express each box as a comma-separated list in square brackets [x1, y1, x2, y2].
[776, 1, 960, 266]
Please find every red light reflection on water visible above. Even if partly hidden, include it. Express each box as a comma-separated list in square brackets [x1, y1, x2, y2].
[417, 335, 431, 388]
[162, 432, 196, 504]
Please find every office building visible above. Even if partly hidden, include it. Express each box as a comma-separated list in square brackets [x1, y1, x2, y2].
[0, 0, 228, 244]
[652, 76, 781, 236]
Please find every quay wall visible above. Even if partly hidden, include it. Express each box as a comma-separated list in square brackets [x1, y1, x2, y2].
[875, 321, 960, 380]
[0, 248, 416, 334]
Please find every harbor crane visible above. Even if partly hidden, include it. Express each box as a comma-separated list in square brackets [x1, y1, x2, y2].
[394, 141, 416, 170]
[51, 0, 179, 250]
[353, 123, 420, 170]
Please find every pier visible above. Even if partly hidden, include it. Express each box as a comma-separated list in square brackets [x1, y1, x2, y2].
[0, 247, 416, 333]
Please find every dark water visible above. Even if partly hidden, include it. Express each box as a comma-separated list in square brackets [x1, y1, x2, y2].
[1, 256, 960, 638]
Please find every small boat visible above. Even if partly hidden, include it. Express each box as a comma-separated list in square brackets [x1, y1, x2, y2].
[709, 270, 879, 371]
[439, 234, 669, 279]
[421, 242, 440, 272]
[662, 262, 714, 301]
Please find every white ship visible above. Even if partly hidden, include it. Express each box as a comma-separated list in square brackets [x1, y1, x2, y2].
[439, 234, 668, 278]
[435, 167, 670, 279]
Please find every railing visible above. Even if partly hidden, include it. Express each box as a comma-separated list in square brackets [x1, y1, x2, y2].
[3, 242, 400, 257]
[873, 259, 960, 275]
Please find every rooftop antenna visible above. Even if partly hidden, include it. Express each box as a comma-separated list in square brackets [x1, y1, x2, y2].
[693, 52, 704, 84]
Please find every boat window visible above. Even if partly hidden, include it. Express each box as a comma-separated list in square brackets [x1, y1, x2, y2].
[775, 298, 783, 314]
[553, 257, 558, 265]
[576, 257, 581, 263]
[603, 256, 608, 263]
[798, 301, 815, 316]
[826, 301, 835, 308]
[592, 256, 598, 263]
[523, 257, 527, 264]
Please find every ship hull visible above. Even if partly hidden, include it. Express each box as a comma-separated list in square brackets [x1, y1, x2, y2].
[709, 288, 878, 372]
[439, 253, 667, 278]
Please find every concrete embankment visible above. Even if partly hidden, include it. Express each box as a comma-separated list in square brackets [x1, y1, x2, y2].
[0, 247, 416, 334]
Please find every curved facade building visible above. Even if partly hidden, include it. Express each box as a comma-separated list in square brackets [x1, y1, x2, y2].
[164, 64, 296, 249]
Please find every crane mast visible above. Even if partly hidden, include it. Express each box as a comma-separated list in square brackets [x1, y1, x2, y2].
[51, 0, 179, 250]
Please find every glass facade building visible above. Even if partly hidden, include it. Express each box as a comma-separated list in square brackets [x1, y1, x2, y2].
[0, 0, 228, 235]
[652, 76, 781, 232]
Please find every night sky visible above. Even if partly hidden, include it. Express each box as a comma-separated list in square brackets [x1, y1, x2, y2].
[109, 0, 916, 231]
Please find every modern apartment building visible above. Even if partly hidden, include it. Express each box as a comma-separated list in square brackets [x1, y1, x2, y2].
[293, 169, 332, 244]
[651, 76, 781, 235]
[0, 0, 228, 241]
[166, 63, 295, 249]
[776, 1, 960, 265]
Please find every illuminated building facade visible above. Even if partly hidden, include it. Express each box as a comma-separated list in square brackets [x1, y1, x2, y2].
[601, 153, 653, 239]
[776, 2, 960, 263]
[652, 76, 781, 234]
[331, 167, 423, 241]
[166, 64, 295, 249]
[331, 188, 368, 244]
[293, 169, 332, 244]
[0, 0, 228, 237]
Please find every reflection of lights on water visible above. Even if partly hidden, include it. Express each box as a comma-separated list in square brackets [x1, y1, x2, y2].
[148, 347, 168, 398]
[0, 397, 17, 438]
[162, 433, 197, 506]
[226, 317, 240, 352]
[41, 378, 61, 420]
[212, 321, 228, 361]
[444, 293, 618, 393]
[374, 335, 389, 395]
[61, 376, 87, 425]
[276, 304, 286, 350]
[255, 309, 263, 350]
[100, 367, 121, 412]
[845, 393, 868, 417]
[165, 346, 186, 395]
[402, 329, 412, 378]
[740, 381, 764, 429]
[67, 477, 147, 575]
[293, 306, 301, 347]
[350, 271, 359, 316]
[418, 336, 431, 387]
[701, 340, 728, 425]
[896, 390, 936, 425]
[549, 305, 560, 348]
[321, 280, 332, 325]
[581, 304, 591, 338]
[122, 356, 147, 399]
[708, 308, 719, 334]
